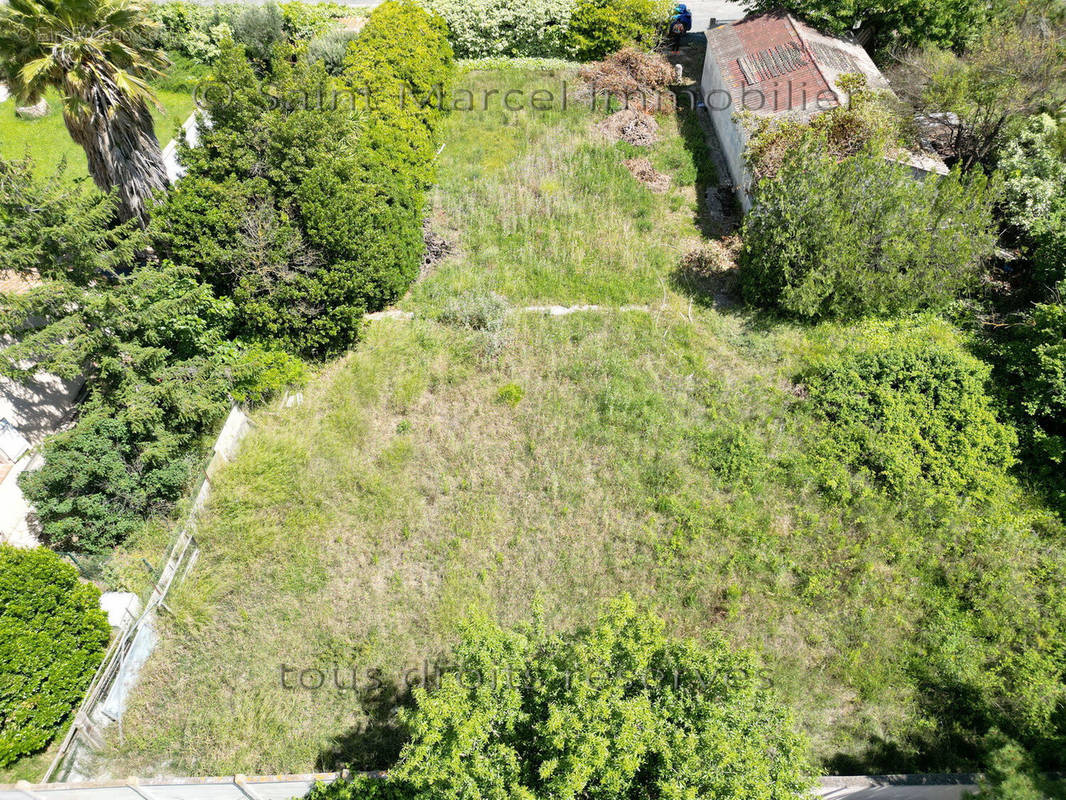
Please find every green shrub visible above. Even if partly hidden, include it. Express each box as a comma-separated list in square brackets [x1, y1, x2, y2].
[343, 0, 454, 183]
[221, 344, 310, 406]
[317, 598, 810, 800]
[307, 27, 359, 75]
[419, 0, 572, 59]
[3, 263, 303, 551]
[994, 292, 1066, 512]
[436, 290, 508, 331]
[306, 776, 412, 800]
[148, 2, 243, 64]
[998, 115, 1066, 238]
[568, 0, 670, 61]
[232, 2, 286, 65]
[739, 147, 999, 319]
[973, 732, 1066, 800]
[19, 411, 201, 551]
[802, 326, 1016, 501]
[740, 0, 1002, 54]
[148, 1, 351, 64]
[280, 1, 346, 40]
[0, 156, 139, 285]
[0, 546, 109, 766]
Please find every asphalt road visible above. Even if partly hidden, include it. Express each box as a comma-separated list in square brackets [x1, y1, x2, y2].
[678, 0, 748, 26]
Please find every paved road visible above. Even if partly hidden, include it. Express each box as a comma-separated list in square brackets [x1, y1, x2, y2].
[679, 0, 748, 26]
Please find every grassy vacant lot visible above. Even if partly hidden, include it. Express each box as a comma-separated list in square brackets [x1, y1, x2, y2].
[0, 56, 202, 181]
[406, 66, 715, 310]
[108, 65, 1062, 777]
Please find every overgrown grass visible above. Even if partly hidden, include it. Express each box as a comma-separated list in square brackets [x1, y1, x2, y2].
[407, 66, 714, 311]
[0, 55, 204, 181]
[106, 64, 1066, 779]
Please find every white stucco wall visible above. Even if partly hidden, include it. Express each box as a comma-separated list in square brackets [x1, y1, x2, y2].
[700, 36, 753, 213]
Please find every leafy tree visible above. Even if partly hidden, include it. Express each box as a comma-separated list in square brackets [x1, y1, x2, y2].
[892, 14, 1066, 171]
[0, 0, 171, 224]
[0, 546, 110, 765]
[742, 0, 1009, 55]
[156, 1, 453, 356]
[568, 0, 670, 61]
[739, 145, 999, 319]
[0, 156, 140, 285]
[312, 598, 811, 800]
[973, 732, 1066, 800]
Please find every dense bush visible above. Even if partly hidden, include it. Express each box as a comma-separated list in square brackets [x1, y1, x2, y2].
[739, 146, 999, 319]
[568, 0, 670, 61]
[741, 0, 1005, 54]
[2, 260, 306, 551]
[995, 293, 1066, 512]
[232, 2, 286, 66]
[973, 733, 1066, 800]
[419, 0, 572, 58]
[0, 156, 139, 285]
[743, 74, 906, 183]
[146, 1, 350, 65]
[310, 598, 810, 800]
[0, 546, 109, 765]
[307, 27, 360, 75]
[155, 0, 453, 357]
[998, 115, 1066, 238]
[802, 326, 1016, 501]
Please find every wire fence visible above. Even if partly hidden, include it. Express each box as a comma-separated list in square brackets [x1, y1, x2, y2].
[41, 406, 253, 784]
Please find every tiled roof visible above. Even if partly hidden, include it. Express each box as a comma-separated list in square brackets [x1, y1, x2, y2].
[706, 11, 891, 119]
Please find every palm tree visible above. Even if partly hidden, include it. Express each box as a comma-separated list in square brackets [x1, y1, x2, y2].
[0, 0, 170, 224]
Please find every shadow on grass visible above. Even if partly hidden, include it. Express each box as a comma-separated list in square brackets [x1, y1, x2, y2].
[315, 679, 414, 772]
[825, 662, 1066, 777]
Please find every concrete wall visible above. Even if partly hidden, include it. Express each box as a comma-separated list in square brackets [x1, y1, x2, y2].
[700, 37, 753, 213]
[0, 773, 981, 800]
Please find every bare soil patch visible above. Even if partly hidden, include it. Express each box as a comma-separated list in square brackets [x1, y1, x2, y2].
[421, 222, 453, 278]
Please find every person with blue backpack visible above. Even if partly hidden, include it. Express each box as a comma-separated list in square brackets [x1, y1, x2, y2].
[669, 3, 692, 52]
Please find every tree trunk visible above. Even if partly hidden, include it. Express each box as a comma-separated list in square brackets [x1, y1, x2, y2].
[64, 80, 169, 226]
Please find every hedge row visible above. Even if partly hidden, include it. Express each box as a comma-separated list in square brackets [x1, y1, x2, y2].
[420, 0, 671, 59]
[148, 0, 671, 65]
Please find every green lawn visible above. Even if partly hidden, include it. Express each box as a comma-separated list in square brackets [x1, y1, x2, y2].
[0, 56, 203, 181]
[103, 64, 1064, 779]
